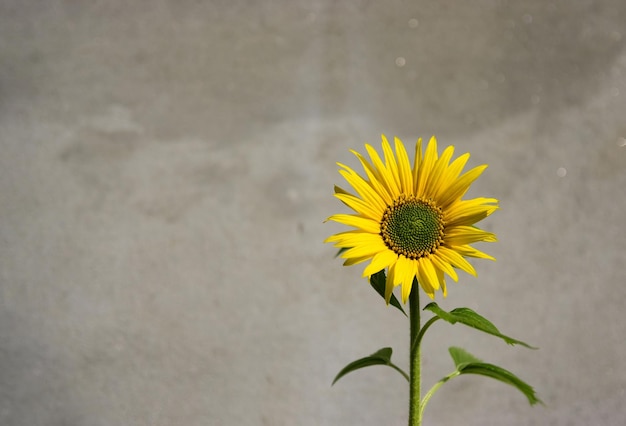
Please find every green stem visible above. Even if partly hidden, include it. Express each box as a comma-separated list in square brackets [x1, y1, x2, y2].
[408, 285, 421, 426]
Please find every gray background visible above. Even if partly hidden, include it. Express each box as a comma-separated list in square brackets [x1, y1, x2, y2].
[1, 1, 625, 425]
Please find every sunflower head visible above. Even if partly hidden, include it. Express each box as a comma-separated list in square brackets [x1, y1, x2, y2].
[325, 135, 498, 303]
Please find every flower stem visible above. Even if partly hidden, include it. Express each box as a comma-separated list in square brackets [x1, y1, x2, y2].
[408, 285, 421, 426]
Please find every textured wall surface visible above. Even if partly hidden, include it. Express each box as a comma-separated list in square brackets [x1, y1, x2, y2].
[1, 1, 625, 425]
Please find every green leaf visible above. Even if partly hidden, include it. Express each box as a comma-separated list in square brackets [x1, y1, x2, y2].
[332, 347, 409, 385]
[424, 303, 536, 348]
[370, 270, 407, 316]
[449, 346, 483, 368]
[334, 247, 349, 258]
[448, 347, 542, 405]
[334, 185, 350, 195]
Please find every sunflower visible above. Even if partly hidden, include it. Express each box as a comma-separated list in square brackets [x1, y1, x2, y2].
[325, 135, 498, 302]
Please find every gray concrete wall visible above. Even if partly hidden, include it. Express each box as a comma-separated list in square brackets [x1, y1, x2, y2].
[1, 1, 625, 425]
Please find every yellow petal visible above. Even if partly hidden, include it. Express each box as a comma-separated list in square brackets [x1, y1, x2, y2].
[343, 255, 371, 266]
[381, 135, 402, 195]
[385, 263, 397, 303]
[416, 136, 438, 197]
[429, 252, 459, 282]
[341, 240, 388, 259]
[421, 256, 441, 291]
[338, 167, 387, 213]
[412, 138, 423, 186]
[435, 152, 470, 196]
[400, 257, 417, 303]
[415, 260, 435, 300]
[334, 192, 383, 221]
[392, 255, 409, 288]
[350, 149, 394, 205]
[445, 198, 499, 227]
[329, 232, 384, 248]
[438, 165, 488, 208]
[453, 245, 496, 261]
[365, 143, 400, 198]
[394, 137, 414, 195]
[348, 149, 383, 182]
[436, 267, 448, 298]
[326, 214, 380, 233]
[363, 250, 398, 277]
[444, 226, 497, 245]
[436, 246, 477, 277]
[426, 145, 455, 199]
[325, 230, 360, 244]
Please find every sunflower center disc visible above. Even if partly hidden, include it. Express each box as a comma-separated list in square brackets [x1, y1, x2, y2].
[380, 196, 445, 259]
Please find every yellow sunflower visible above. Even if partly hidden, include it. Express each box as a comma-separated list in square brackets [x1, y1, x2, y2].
[325, 135, 498, 303]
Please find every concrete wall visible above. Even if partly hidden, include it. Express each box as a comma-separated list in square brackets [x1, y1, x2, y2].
[1, 1, 625, 425]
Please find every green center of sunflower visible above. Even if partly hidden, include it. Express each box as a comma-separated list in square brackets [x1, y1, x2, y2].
[380, 195, 445, 259]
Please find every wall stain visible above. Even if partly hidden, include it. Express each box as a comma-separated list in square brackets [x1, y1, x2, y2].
[59, 107, 247, 223]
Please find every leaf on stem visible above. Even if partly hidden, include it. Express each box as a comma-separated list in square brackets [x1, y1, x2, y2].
[449, 346, 482, 367]
[424, 303, 536, 348]
[332, 347, 409, 385]
[370, 270, 407, 316]
[448, 347, 543, 405]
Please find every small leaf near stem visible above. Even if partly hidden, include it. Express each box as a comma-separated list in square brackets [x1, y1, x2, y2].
[370, 270, 407, 316]
[332, 347, 409, 385]
[424, 303, 537, 349]
[420, 347, 542, 417]
[438, 346, 543, 405]
[450, 347, 542, 405]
